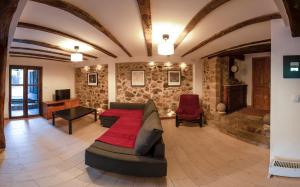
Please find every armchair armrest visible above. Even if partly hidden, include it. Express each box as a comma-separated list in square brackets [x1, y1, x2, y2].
[176, 108, 183, 114]
[110, 102, 145, 110]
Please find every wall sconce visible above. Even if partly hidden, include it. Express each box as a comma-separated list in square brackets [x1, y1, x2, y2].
[96, 65, 102, 71]
[148, 61, 156, 66]
[83, 66, 90, 72]
[180, 62, 187, 70]
[164, 61, 172, 67]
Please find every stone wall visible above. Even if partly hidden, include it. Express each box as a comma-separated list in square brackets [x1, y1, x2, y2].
[116, 62, 193, 116]
[75, 65, 109, 110]
[202, 57, 229, 118]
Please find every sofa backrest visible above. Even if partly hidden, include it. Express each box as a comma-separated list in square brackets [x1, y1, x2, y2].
[142, 99, 158, 123]
[134, 111, 163, 156]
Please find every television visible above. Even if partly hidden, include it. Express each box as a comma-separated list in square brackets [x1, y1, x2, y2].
[55, 89, 70, 101]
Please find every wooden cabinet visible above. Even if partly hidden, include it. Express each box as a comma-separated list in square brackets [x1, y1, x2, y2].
[223, 84, 247, 113]
[42, 98, 80, 119]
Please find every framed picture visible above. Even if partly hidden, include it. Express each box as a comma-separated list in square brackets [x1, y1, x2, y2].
[168, 70, 181, 86]
[87, 73, 98, 86]
[131, 70, 145, 87]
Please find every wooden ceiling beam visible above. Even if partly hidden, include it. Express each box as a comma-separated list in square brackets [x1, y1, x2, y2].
[137, 0, 152, 56]
[206, 43, 271, 59]
[9, 51, 70, 61]
[10, 55, 69, 63]
[10, 46, 87, 60]
[13, 38, 97, 59]
[174, 0, 231, 49]
[202, 39, 271, 59]
[17, 22, 117, 58]
[182, 13, 281, 57]
[30, 0, 132, 57]
[283, 0, 300, 37]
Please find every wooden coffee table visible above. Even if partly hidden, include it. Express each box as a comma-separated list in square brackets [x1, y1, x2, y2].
[52, 106, 97, 134]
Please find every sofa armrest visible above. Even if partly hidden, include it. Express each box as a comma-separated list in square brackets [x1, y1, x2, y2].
[110, 102, 145, 110]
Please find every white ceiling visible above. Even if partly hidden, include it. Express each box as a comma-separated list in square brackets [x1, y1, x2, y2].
[11, 0, 279, 62]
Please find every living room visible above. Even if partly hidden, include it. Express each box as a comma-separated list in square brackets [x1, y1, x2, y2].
[1, 0, 300, 186]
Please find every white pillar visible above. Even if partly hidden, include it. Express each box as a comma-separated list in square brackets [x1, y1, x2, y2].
[108, 63, 116, 103]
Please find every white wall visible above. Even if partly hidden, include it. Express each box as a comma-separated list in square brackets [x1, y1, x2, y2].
[236, 52, 271, 106]
[4, 57, 75, 118]
[270, 19, 300, 160]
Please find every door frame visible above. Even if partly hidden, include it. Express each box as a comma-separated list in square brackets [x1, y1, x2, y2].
[9, 65, 43, 119]
[252, 56, 270, 110]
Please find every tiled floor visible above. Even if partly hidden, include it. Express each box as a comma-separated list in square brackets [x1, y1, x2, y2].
[1, 116, 300, 187]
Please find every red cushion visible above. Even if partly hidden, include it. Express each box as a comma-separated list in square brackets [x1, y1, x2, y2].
[96, 109, 143, 148]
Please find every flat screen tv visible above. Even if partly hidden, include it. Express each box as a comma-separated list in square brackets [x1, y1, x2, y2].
[55, 89, 70, 101]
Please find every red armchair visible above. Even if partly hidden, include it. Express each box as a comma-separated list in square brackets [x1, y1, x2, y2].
[176, 94, 203, 127]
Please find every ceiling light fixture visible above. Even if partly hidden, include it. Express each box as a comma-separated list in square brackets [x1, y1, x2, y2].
[180, 62, 187, 69]
[158, 34, 174, 56]
[148, 61, 155, 66]
[71, 46, 83, 62]
[96, 65, 102, 71]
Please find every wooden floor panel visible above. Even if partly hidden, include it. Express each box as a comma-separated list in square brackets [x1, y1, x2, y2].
[0, 117, 300, 186]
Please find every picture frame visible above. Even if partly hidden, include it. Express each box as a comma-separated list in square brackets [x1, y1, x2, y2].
[168, 70, 181, 86]
[87, 73, 98, 86]
[131, 70, 145, 87]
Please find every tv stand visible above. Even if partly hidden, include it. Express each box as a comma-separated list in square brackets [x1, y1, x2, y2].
[42, 98, 80, 119]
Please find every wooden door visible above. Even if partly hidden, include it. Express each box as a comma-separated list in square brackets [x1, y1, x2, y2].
[252, 57, 270, 110]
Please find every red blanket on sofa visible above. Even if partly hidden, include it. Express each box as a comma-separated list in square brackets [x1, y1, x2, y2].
[96, 109, 143, 148]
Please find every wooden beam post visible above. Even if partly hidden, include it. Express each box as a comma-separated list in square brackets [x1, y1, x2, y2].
[0, 0, 20, 149]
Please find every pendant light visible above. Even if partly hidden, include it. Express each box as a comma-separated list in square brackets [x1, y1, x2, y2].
[158, 34, 174, 56]
[71, 46, 83, 62]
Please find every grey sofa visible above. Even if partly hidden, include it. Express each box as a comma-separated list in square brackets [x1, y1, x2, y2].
[85, 100, 167, 177]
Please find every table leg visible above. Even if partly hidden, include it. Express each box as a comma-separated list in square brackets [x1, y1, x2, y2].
[52, 113, 55, 126]
[69, 120, 72, 135]
[94, 110, 97, 121]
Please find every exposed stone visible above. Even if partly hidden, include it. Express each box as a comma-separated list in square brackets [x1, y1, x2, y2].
[75, 65, 108, 110]
[116, 62, 193, 116]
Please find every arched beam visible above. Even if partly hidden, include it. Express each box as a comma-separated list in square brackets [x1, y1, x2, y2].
[202, 39, 271, 59]
[0, 0, 22, 149]
[137, 0, 152, 56]
[9, 51, 70, 61]
[10, 55, 69, 63]
[182, 13, 281, 57]
[13, 38, 97, 59]
[174, 0, 231, 49]
[10, 46, 89, 60]
[18, 22, 117, 58]
[31, 0, 132, 57]
[283, 0, 300, 37]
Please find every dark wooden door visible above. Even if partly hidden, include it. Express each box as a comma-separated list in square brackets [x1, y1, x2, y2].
[252, 57, 270, 110]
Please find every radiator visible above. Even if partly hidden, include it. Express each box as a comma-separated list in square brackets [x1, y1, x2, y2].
[269, 158, 300, 177]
